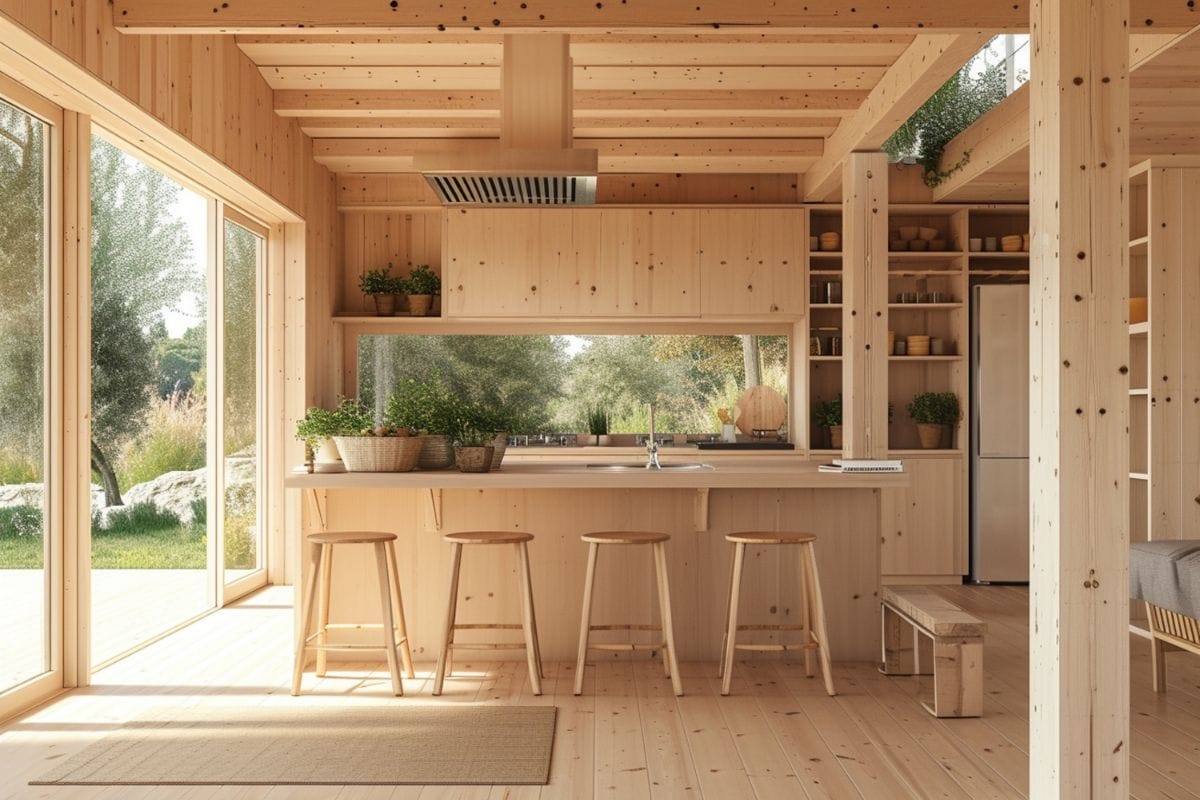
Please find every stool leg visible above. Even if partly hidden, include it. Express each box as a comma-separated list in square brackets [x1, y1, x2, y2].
[516, 542, 543, 696]
[291, 541, 324, 696]
[720, 542, 746, 696]
[521, 541, 545, 679]
[373, 542, 403, 697]
[574, 541, 599, 696]
[798, 543, 814, 678]
[654, 541, 684, 697]
[385, 540, 416, 679]
[802, 542, 836, 696]
[315, 544, 335, 677]
[433, 542, 463, 696]
[718, 545, 738, 679]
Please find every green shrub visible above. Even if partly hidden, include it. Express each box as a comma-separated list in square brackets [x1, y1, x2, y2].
[385, 379, 467, 439]
[907, 392, 962, 425]
[94, 502, 182, 535]
[585, 406, 609, 436]
[117, 394, 205, 489]
[223, 512, 256, 569]
[190, 497, 207, 529]
[295, 398, 373, 447]
[0, 504, 43, 538]
[813, 395, 843, 428]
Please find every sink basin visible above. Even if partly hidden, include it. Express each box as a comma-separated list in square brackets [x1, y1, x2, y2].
[586, 463, 712, 471]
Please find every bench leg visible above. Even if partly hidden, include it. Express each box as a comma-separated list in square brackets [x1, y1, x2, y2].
[922, 638, 983, 718]
[880, 604, 908, 675]
[1151, 635, 1167, 694]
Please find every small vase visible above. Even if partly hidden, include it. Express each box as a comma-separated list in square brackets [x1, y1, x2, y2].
[916, 423, 945, 449]
[455, 446, 494, 473]
[313, 438, 344, 473]
[409, 294, 433, 316]
[828, 425, 843, 449]
[371, 293, 396, 316]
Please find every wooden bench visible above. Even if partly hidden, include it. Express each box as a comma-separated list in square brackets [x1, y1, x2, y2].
[879, 586, 986, 718]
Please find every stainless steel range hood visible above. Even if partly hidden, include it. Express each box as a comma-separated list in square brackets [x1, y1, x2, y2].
[418, 34, 597, 206]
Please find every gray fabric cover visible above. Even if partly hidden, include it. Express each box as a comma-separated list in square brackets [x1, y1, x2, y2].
[1130, 540, 1200, 618]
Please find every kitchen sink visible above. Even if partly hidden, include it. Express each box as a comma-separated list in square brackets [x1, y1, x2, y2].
[585, 463, 712, 471]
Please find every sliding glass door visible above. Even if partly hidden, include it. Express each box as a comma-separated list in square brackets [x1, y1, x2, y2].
[0, 90, 55, 696]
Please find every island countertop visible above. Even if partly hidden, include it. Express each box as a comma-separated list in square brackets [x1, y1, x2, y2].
[284, 460, 908, 491]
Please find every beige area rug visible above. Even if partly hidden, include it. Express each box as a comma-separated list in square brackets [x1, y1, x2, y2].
[32, 705, 556, 786]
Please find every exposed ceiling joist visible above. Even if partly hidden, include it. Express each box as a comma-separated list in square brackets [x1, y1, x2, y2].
[274, 89, 868, 117]
[312, 138, 824, 174]
[112, 0, 1196, 34]
[296, 116, 841, 139]
[803, 32, 991, 200]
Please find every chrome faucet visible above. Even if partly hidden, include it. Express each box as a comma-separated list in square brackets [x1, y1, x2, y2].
[645, 402, 662, 469]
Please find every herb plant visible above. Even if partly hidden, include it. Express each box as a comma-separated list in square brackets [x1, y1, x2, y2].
[586, 407, 609, 436]
[407, 264, 441, 296]
[907, 392, 962, 425]
[359, 263, 405, 295]
[812, 396, 843, 428]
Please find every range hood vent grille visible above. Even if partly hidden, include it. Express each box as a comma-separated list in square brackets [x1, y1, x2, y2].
[427, 174, 597, 206]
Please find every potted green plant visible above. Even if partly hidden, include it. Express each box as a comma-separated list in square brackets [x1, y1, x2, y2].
[466, 403, 514, 470]
[317, 398, 422, 473]
[295, 398, 374, 472]
[585, 406, 609, 447]
[384, 379, 466, 469]
[454, 427, 496, 473]
[359, 263, 404, 317]
[406, 264, 441, 317]
[907, 392, 961, 449]
[813, 396, 843, 449]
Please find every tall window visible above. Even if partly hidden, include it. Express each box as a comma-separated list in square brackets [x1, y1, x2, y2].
[89, 135, 212, 666]
[0, 97, 50, 693]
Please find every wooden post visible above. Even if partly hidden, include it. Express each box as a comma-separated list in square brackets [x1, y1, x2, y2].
[1029, 0, 1130, 795]
[841, 152, 889, 459]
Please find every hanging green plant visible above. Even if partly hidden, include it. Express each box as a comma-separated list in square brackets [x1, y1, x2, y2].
[883, 58, 1010, 188]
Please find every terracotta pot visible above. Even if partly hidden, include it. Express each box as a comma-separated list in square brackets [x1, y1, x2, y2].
[409, 294, 434, 316]
[417, 434, 455, 470]
[489, 432, 508, 470]
[916, 423, 946, 449]
[455, 445, 494, 473]
[829, 425, 843, 449]
[370, 293, 397, 316]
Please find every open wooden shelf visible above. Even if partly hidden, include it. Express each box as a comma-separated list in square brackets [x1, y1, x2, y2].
[888, 449, 966, 456]
[889, 269, 963, 277]
[810, 355, 843, 362]
[968, 251, 1029, 259]
[1129, 322, 1150, 336]
[809, 270, 843, 276]
[887, 251, 964, 261]
[1129, 235, 1149, 255]
[888, 303, 964, 310]
[889, 355, 965, 362]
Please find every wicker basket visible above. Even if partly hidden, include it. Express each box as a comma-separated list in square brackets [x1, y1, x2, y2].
[418, 434, 456, 470]
[333, 435, 422, 472]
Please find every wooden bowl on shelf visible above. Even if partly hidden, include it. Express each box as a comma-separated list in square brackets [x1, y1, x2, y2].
[1001, 234, 1023, 253]
[906, 335, 931, 356]
[898, 226, 920, 241]
[818, 231, 841, 251]
[889, 238, 907, 251]
[908, 239, 929, 252]
[929, 239, 947, 251]
[918, 227, 939, 241]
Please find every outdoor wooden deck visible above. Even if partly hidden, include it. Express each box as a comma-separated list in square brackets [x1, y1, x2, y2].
[0, 583, 1196, 799]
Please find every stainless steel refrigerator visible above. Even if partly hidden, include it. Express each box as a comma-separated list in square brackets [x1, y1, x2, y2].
[970, 284, 1030, 583]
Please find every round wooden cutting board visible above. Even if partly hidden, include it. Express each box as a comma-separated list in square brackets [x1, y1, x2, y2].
[734, 385, 787, 435]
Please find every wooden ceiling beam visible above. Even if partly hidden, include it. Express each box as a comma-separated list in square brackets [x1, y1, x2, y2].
[803, 32, 992, 200]
[238, 34, 914, 67]
[310, 137, 824, 174]
[113, 0, 1197, 34]
[259, 65, 889, 92]
[274, 89, 868, 117]
[931, 84, 1030, 202]
[296, 116, 841, 139]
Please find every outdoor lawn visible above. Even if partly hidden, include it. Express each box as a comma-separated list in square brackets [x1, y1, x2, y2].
[0, 524, 206, 569]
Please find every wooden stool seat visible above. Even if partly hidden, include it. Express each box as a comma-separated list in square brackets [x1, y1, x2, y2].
[574, 531, 683, 696]
[434, 531, 543, 697]
[725, 531, 817, 545]
[292, 530, 414, 697]
[443, 530, 534, 545]
[581, 531, 670, 545]
[720, 530, 835, 697]
[307, 530, 397, 545]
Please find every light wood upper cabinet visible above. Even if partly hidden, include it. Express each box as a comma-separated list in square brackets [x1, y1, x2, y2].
[444, 206, 797, 319]
[699, 209, 805, 316]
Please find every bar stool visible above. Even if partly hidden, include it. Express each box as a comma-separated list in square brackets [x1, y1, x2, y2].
[433, 531, 544, 696]
[291, 530, 415, 697]
[719, 531, 835, 697]
[574, 531, 683, 697]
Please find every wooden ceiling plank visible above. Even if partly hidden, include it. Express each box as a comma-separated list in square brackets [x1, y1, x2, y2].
[259, 65, 890, 92]
[274, 89, 868, 116]
[804, 32, 992, 200]
[113, 0, 1196, 34]
[296, 115, 841, 139]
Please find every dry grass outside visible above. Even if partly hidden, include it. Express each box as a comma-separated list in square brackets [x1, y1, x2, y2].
[116, 393, 205, 491]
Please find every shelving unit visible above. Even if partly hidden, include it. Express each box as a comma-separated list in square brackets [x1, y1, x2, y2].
[1128, 163, 1150, 545]
[806, 206, 844, 451]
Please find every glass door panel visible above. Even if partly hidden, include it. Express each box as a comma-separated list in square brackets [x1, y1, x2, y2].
[0, 97, 50, 693]
[221, 218, 265, 591]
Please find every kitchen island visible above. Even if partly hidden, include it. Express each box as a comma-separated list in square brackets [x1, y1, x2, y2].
[286, 459, 907, 662]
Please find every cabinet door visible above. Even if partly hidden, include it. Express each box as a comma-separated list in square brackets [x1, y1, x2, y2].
[880, 457, 967, 577]
[597, 208, 653, 316]
[646, 209, 701, 316]
[699, 209, 805, 316]
[444, 209, 540, 317]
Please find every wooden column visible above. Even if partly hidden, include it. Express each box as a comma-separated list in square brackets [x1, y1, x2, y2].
[841, 152, 889, 459]
[1029, 0, 1130, 795]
